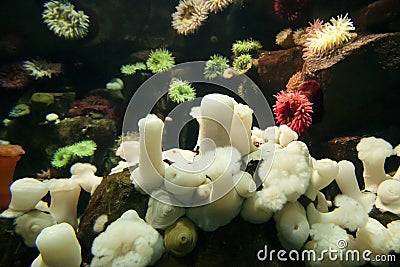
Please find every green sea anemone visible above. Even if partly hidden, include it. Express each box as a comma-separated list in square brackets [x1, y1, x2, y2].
[231, 39, 262, 56]
[69, 140, 97, 157]
[31, 93, 55, 106]
[168, 78, 196, 103]
[51, 140, 97, 168]
[233, 54, 252, 74]
[8, 104, 30, 118]
[120, 62, 147, 76]
[203, 54, 229, 79]
[51, 146, 73, 168]
[146, 49, 175, 74]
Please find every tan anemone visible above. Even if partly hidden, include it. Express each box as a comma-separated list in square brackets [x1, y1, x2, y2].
[172, 0, 209, 35]
[275, 28, 295, 49]
[204, 0, 233, 13]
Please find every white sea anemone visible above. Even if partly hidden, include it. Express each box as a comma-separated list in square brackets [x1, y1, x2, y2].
[91, 210, 164, 267]
[303, 14, 356, 59]
[356, 136, 393, 193]
[42, 0, 89, 39]
[258, 141, 312, 205]
[204, 0, 233, 14]
[387, 220, 400, 253]
[171, 0, 209, 35]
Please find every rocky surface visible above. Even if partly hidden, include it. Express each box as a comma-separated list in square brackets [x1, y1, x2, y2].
[0, 217, 38, 267]
[77, 166, 149, 263]
[256, 33, 400, 147]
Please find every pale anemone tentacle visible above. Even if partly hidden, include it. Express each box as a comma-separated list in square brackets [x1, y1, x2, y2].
[386, 220, 400, 253]
[393, 144, 400, 180]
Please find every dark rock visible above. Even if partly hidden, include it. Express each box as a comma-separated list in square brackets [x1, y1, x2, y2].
[326, 136, 362, 162]
[77, 167, 149, 263]
[57, 115, 116, 145]
[302, 33, 400, 142]
[353, 0, 400, 32]
[257, 46, 304, 97]
[155, 217, 294, 267]
[0, 217, 38, 267]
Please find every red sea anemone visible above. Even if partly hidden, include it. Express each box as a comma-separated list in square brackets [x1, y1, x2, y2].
[297, 79, 321, 101]
[273, 0, 309, 23]
[273, 90, 313, 135]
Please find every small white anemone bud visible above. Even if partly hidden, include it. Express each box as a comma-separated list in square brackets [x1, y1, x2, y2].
[45, 113, 60, 124]
[93, 214, 109, 234]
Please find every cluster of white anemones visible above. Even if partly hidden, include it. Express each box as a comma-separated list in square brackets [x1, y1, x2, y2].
[113, 92, 400, 267]
[4, 92, 400, 266]
[303, 14, 357, 59]
[42, 0, 89, 39]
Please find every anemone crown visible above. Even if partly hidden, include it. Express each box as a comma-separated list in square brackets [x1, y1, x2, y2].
[168, 78, 196, 103]
[231, 39, 262, 56]
[303, 14, 356, 59]
[146, 49, 175, 74]
[273, 90, 313, 135]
